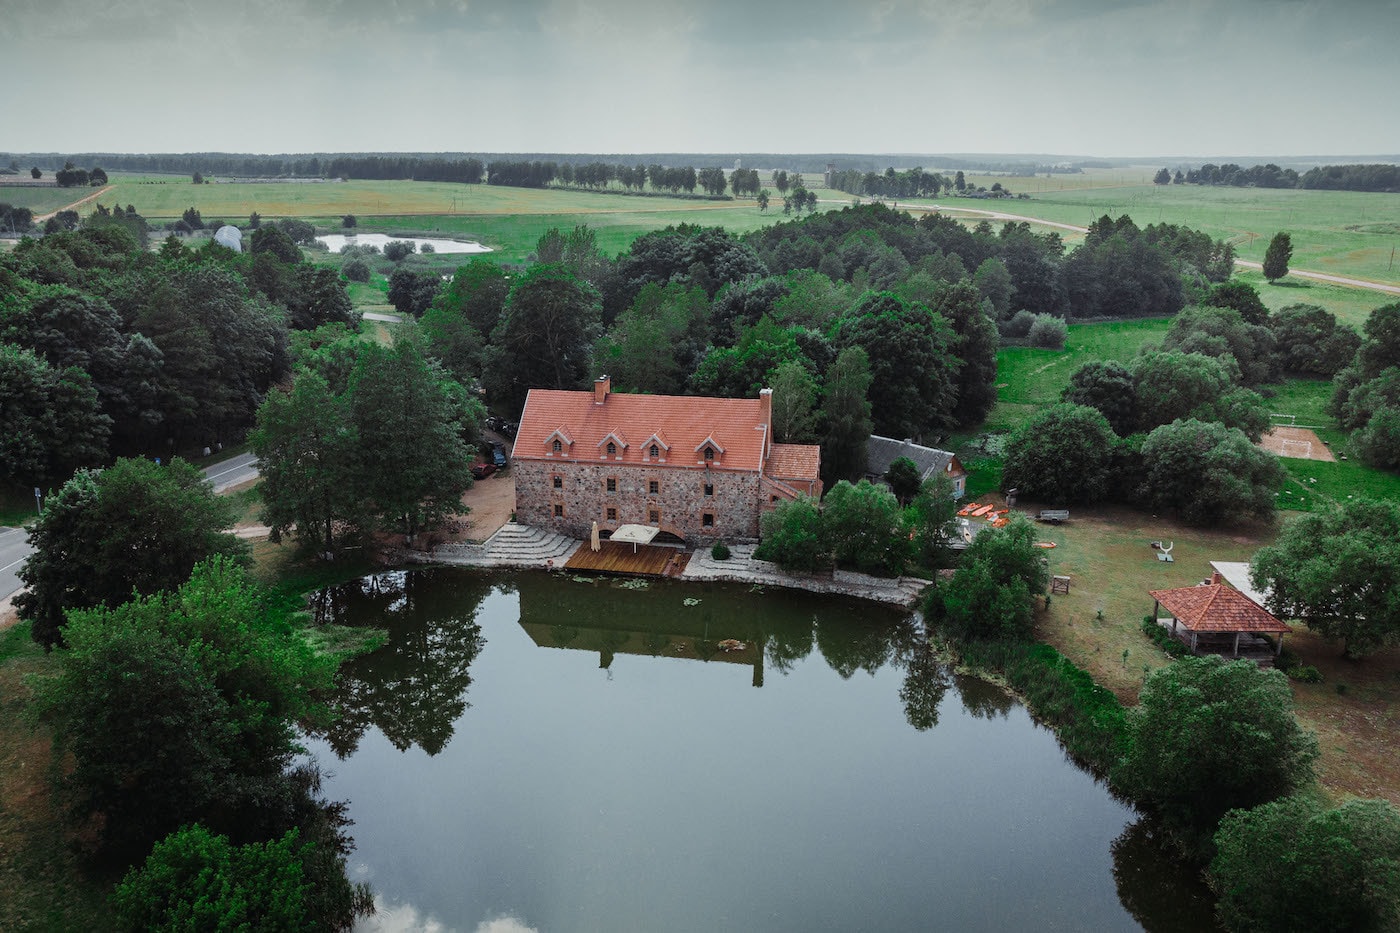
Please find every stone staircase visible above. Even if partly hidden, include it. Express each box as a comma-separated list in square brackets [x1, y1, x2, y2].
[433, 522, 580, 569]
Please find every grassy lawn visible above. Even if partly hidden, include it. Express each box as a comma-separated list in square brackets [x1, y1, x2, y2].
[0, 622, 117, 931]
[1013, 500, 1400, 807]
[985, 318, 1172, 433]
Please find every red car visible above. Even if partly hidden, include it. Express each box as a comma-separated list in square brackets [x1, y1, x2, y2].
[470, 462, 497, 479]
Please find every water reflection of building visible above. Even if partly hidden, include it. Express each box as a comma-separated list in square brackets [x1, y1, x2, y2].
[516, 575, 768, 686]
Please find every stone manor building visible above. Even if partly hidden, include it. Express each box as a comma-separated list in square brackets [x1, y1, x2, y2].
[511, 377, 822, 545]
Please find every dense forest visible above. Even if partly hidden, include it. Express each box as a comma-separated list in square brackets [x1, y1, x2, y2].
[1179, 162, 1400, 192]
[0, 210, 358, 488]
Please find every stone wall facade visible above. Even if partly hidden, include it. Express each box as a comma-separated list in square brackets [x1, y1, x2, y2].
[514, 459, 763, 545]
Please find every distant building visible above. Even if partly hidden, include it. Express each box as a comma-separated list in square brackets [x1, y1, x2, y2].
[213, 225, 242, 252]
[512, 377, 822, 545]
[865, 435, 967, 498]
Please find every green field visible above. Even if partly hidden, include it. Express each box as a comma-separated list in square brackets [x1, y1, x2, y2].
[0, 183, 99, 215]
[912, 179, 1400, 287]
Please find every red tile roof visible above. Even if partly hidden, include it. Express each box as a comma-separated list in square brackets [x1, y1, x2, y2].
[768, 443, 821, 483]
[513, 388, 770, 473]
[1148, 580, 1291, 634]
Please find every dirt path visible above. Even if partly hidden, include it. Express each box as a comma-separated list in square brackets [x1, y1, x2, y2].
[34, 185, 114, 222]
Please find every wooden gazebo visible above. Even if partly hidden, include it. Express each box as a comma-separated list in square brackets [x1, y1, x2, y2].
[1149, 571, 1291, 665]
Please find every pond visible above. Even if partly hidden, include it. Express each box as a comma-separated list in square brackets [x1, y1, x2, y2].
[307, 568, 1215, 933]
[316, 232, 492, 254]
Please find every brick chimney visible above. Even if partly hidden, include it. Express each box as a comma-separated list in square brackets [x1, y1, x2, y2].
[759, 387, 773, 427]
[1210, 570, 1223, 585]
[594, 375, 610, 405]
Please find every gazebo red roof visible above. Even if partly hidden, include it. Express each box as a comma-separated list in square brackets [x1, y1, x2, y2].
[1149, 574, 1291, 635]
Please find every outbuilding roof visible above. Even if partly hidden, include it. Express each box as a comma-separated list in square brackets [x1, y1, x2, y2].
[1149, 574, 1291, 634]
[867, 435, 963, 481]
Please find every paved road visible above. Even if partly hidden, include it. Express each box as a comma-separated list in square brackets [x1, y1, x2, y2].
[204, 452, 261, 493]
[0, 525, 32, 604]
[0, 454, 262, 601]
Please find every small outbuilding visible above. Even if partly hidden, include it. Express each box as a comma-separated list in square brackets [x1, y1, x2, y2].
[1149, 571, 1292, 666]
[866, 435, 967, 498]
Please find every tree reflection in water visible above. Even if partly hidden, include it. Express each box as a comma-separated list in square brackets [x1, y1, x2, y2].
[899, 643, 952, 731]
[313, 569, 489, 758]
[954, 673, 1015, 720]
[1110, 817, 1219, 932]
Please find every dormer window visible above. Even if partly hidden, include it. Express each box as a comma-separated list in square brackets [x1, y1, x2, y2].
[607, 441, 617, 456]
[704, 446, 715, 462]
[650, 444, 659, 458]
[552, 439, 562, 453]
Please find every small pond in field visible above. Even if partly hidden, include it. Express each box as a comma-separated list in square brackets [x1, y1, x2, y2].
[316, 233, 492, 254]
[306, 568, 1215, 933]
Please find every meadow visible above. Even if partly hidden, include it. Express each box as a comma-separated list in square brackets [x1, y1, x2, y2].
[921, 178, 1400, 288]
[0, 183, 98, 215]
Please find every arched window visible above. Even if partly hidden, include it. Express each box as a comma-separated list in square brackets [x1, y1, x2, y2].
[552, 439, 561, 453]
[607, 441, 617, 456]
[649, 444, 659, 458]
[704, 446, 715, 462]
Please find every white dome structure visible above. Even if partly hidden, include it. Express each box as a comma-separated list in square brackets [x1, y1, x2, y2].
[213, 225, 242, 252]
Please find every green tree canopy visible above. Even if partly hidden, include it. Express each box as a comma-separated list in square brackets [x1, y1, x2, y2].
[933, 514, 1048, 643]
[1251, 498, 1400, 659]
[820, 479, 909, 576]
[769, 357, 820, 443]
[1002, 403, 1118, 505]
[1210, 796, 1400, 933]
[17, 457, 246, 649]
[485, 263, 601, 414]
[348, 337, 476, 543]
[1062, 360, 1137, 436]
[0, 342, 109, 486]
[112, 824, 314, 933]
[755, 495, 827, 571]
[1263, 232, 1293, 282]
[1112, 656, 1317, 852]
[820, 346, 874, 486]
[835, 291, 959, 438]
[1139, 419, 1285, 526]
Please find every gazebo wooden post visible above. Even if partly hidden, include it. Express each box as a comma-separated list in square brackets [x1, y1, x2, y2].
[1275, 634, 1284, 658]
[1190, 633, 1198, 652]
[1232, 632, 1241, 657]
[1153, 599, 1160, 625]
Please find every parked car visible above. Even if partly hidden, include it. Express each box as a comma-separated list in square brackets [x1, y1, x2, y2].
[492, 444, 507, 467]
[471, 462, 497, 479]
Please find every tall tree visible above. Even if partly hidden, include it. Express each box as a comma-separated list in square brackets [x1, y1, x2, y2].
[1139, 419, 1285, 526]
[1251, 498, 1400, 659]
[17, 457, 246, 649]
[349, 338, 476, 543]
[820, 346, 874, 485]
[1262, 232, 1293, 282]
[485, 263, 602, 414]
[249, 370, 362, 555]
[835, 291, 958, 438]
[768, 358, 820, 443]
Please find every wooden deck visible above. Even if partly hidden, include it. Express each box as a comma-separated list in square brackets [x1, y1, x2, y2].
[564, 540, 690, 577]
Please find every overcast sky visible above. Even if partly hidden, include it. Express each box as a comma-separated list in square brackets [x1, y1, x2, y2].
[5, 0, 1397, 158]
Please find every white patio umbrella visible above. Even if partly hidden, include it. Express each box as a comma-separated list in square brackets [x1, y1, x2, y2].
[591, 520, 601, 552]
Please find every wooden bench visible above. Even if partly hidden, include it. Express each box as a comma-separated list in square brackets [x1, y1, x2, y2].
[1050, 575, 1071, 594]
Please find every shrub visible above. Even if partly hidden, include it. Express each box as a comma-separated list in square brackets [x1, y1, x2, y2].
[1001, 309, 1036, 338]
[1140, 618, 1190, 657]
[711, 541, 731, 561]
[342, 257, 371, 283]
[1289, 665, 1323, 683]
[383, 239, 416, 261]
[1027, 313, 1068, 349]
[419, 242, 435, 254]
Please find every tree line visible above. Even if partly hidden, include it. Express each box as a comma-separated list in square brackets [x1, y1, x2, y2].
[1173, 161, 1400, 192]
[484, 159, 750, 196]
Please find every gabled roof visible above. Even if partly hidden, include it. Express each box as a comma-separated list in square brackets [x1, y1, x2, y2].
[768, 443, 821, 483]
[513, 388, 768, 471]
[1149, 578, 1291, 634]
[867, 435, 963, 481]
